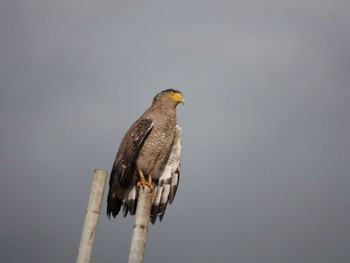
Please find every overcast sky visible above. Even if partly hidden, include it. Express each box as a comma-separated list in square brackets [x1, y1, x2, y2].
[1, 1, 350, 262]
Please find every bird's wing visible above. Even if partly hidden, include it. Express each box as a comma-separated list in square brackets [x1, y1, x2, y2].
[151, 125, 182, 224]
[111, 118, 153, 186]
[107, 118, 153, 218]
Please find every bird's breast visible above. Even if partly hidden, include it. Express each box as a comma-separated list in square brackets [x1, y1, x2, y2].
[136, 118, 176, 178]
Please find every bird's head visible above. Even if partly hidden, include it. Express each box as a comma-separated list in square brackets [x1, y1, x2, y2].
[153, 89, 185, 107]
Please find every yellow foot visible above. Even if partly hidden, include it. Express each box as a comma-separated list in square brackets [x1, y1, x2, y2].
[137, 180, 154, 192]
[137, 169, 156, 196]
[136, 181, 156, 197]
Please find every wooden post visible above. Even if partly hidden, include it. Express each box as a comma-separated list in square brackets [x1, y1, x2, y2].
[128, 186, 153, 263]
[76, 169, 108, 263]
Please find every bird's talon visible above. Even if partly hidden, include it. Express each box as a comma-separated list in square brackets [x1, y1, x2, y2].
[137, 181, 154, 193]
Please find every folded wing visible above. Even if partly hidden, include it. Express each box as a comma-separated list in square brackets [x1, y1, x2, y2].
[107, 118, 154, 218]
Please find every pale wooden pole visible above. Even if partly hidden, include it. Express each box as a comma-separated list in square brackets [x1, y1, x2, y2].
[128, 186, 153, 263]
[76, 169, 108, 263]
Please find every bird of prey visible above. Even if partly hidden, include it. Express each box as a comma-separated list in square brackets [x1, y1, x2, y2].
[107, 89, 184, 224]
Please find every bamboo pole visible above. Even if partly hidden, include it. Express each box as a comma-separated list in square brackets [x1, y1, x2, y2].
[76, 169, 108, 263]
[128, 186, 153, 263]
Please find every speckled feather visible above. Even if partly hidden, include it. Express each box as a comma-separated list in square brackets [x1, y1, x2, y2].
[107, 90, 183, 222]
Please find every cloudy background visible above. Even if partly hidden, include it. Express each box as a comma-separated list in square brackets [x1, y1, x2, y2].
[1, 1, 350, 262]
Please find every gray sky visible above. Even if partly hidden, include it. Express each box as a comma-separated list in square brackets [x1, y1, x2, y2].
[1, 1, 350, 262]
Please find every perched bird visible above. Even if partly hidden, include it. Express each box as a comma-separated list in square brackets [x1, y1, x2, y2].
[107, 89, 184, 224]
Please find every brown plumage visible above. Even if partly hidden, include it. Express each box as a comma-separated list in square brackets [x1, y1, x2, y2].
[107, 89, 184, 223]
